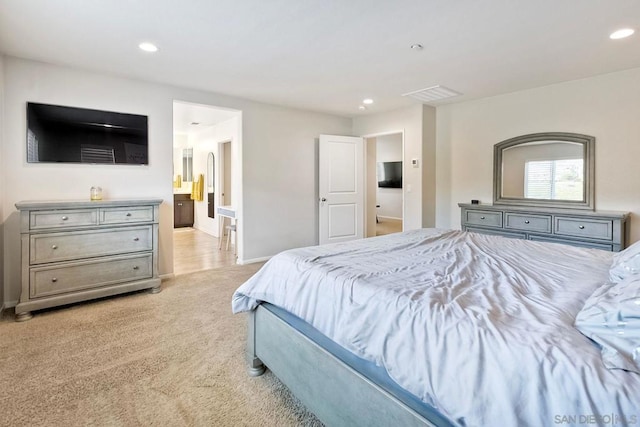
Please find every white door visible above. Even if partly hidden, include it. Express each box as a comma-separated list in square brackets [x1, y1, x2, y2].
[319, 134, 364, 245]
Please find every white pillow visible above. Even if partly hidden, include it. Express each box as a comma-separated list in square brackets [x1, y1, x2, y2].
[575, 276, 640, 374]
[609, 240, 640, 283]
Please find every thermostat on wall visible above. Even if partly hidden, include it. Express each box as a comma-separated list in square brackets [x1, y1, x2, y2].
[411, 159, 419, 168]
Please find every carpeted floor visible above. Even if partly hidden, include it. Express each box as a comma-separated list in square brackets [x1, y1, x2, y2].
[0, 264, 323, 426]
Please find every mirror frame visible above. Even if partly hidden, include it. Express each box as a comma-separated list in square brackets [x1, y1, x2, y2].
[207, 152, 215, 218]
[493, 132, 595, 210]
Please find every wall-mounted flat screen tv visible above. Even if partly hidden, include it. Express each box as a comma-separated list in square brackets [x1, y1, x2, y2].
[377, 161, 403, 188]
[27, 102, 149, 165]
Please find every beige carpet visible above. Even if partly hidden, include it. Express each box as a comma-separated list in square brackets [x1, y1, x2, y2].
[0, 264, 323, 426]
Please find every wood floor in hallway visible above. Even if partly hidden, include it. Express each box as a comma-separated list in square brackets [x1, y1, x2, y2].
[173, 227, 237, 276]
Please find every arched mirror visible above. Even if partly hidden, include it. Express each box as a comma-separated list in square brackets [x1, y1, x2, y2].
[207, 152, 215, 218]
[494, 132, 595, 210]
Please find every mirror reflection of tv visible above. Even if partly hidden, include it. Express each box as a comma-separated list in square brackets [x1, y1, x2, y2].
[27, 102, 149, 165]
[377, 161, 403, 188]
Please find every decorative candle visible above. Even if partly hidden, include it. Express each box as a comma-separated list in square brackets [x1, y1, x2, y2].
[90, 186, 103, 201]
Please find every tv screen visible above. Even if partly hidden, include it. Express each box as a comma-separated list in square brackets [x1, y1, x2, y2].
[27, 102, 149, 165]
[377, 161, 403, 188]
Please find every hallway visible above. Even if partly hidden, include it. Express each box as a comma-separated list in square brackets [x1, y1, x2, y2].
[173, 228, 236, 275]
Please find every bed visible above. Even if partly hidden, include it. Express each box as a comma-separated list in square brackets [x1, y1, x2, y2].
[232, 228, 640, 426]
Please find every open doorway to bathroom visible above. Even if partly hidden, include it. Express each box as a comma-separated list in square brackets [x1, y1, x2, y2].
[364, 132, 404, 237]
[172, 101, 241, 275]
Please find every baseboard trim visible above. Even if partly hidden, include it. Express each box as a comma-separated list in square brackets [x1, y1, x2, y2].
[159, 273, 175, 281]
[237, 256, 271, 265]
[378, 215, 403, 221]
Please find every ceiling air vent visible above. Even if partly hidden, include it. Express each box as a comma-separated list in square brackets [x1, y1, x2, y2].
[402, 85, 462, 103]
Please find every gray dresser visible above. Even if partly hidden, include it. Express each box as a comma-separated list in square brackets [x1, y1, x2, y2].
[15, 199, 162, 321]
[459, 203, 629, 251]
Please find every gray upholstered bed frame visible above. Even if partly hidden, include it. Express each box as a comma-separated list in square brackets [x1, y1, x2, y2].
[247, 303, 447, 426]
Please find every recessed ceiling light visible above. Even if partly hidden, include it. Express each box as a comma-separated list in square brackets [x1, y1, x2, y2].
[610, 28, 634, 39]
[410, 44, 423, 50]
[362, 98, 374, 105]
[139, 42, 158, 52]
[358, 105, 367, 111]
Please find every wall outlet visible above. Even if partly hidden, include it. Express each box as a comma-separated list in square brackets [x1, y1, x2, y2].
[411, 158, 419, 168]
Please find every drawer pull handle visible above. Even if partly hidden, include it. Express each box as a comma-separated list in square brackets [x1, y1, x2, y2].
[579, 225, 585, 229]
[178, 203, 183, 206]
[51, 245, 58, 250]
[126, 213, 132, 217]
[524, 220, 530, 224]
[61, 216, 68, 221]
[480, 216, 485, 220]
[133, 266, 139, 270]
[133, 237, 139, 241]
[51, 278, 57, 283]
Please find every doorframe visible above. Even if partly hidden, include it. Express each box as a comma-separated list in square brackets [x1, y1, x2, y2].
[361, 130, 405, 236]
[217, 139, 233, 240]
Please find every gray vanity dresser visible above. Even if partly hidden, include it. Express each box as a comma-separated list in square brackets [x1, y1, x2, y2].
[460, 132, 629, 252]
[459, 203, 628, 251]
[14, 198, 162, 321]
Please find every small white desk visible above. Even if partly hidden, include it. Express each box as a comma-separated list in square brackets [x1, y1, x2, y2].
[217, 205, 237, 254]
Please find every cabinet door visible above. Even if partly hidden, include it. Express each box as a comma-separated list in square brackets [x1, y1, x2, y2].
[174, 197, 194, 227]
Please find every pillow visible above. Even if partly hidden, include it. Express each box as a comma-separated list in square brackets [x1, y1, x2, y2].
[609, 240, 640, 283]
[575, 276, 640, 374]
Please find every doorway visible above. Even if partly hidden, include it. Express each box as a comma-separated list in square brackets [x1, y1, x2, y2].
[364, 132, 404, 237]
[172, 101, 241, 275]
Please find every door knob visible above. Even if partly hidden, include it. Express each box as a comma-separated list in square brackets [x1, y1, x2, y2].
[320, 197, 327, 202]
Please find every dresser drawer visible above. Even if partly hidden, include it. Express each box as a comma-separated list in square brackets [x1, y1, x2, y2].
[30, 209, 98, 230]
[100, 206, 155, 225]
[504, 213, 552, 233]
[464, 210, 502, 227]
[30, 253, 153, 298]
[30, 226, 153, 264]
[528, 235, 613, 251]
[554, 217, 613, 241]
[465, 226, 526, 240]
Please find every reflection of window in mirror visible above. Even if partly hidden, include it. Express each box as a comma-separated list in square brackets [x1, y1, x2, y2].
[182, 148, 193, 182]
[500, 141, 584, 200]
[524, 159, 583, 200]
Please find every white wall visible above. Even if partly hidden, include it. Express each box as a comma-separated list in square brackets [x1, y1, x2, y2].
[365, 137, 377, 237]
[376, 134, 403, 219]
[353, 104, 437, 230]
[240, 108, 351, 262]
[1, 57, 351, 304]
[0, 54, 5, 312]
[436, 67, 640, 244]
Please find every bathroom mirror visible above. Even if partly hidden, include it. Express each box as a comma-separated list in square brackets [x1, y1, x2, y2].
[494, 132, 595, 210]
[182, 148, 193, 182]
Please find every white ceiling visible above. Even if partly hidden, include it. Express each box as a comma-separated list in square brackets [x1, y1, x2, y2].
[1, 0, 639, 118]
[172, 101, 239, 135]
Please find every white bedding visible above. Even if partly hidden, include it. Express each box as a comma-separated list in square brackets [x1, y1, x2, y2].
[232, 229, 640, 426]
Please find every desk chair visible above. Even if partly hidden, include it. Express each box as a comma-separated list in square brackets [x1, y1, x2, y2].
[225, 223, 236, 252]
